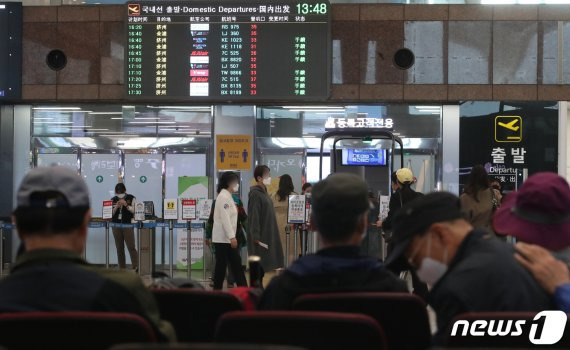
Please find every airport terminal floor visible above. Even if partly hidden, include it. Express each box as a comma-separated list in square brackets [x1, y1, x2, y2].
[4, 0, 570, 349]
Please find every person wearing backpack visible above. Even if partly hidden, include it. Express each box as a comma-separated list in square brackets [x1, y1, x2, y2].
[460, 165, 502, 234]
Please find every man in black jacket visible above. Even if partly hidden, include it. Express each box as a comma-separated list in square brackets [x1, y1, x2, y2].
[386, 192, 554, 344]
[259, 173, 408, 310]
[0, 166, 175, 341]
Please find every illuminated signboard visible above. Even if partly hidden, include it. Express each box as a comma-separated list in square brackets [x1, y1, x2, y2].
[0, 2, 22, 100]
[125, 1, 331, 100]
[342, 149, 387, 166]
[325, 117, 394, 129]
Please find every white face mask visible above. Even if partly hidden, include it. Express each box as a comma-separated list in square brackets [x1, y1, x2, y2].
[117, 193, 126, 199]
[232, 184, 240, 192]
[415, 233, 448, 286]
[262, 177, 271, 185]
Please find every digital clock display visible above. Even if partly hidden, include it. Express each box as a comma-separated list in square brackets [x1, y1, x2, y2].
[296, 3, 328, 15]
[125, 1, 331, 101]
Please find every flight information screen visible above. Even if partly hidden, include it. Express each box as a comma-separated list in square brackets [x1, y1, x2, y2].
[0, 3, 22, 100]
[125, 1, 330, 100]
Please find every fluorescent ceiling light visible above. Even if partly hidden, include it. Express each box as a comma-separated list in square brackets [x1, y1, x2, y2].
[34, 122, 74, 124]
[288, 109, 346, 113]
[34, 117, 54, 120]
[147, 105, 211, 110]
[111, 117, 124, 120]
[135, 117, 161, 120]
[283, 106, 345, 109]
[415, 106, 441, 109]
[33, 107, 81, 110]
[129, 121, 176, 124]
[89, 112, 123, 115]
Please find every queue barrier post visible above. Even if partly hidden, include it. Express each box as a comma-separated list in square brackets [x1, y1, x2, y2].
[301, 225, 309, 255]
[285, 224, 291, 268]
[293, 224, 298, 259]
[161, 226, 166, 271]
[186, 220, 192, 279]
[137, 221, 143, 276]
[202, 221, 206, 282]
[104, 221, 110, 268]
[169, 220, 174, 278]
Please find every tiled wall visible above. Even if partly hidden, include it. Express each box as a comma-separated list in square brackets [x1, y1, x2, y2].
[22, 6, 123, 100]
[21, 4, 570, 102]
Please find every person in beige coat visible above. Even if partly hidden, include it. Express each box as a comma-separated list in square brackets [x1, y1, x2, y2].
[271, 174, 298, 265]
[460, 165, 502, 233]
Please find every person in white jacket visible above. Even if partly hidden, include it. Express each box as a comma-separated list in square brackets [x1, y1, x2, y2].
[212, 172, 248, 290]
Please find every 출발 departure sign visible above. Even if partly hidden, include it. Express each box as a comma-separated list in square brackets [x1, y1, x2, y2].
[125, 1, 330, 100]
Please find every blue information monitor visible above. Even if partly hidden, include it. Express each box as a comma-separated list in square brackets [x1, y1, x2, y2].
[342, 149, 386, 166]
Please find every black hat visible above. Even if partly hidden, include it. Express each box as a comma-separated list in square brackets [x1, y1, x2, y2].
[17, 166, 90, 209]
[312, 173, 370, 238]
[385, 192, 463, 268]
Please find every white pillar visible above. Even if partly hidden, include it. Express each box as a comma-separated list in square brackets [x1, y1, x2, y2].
[442, 105, 460, 195]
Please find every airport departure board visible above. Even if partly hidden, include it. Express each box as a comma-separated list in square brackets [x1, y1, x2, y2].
[125, 1, 331, 100]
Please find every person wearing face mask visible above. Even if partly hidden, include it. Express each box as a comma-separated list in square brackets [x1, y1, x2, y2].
[247, 165, 284, 287]
[111, 183, 138, 271]
[386, 192, 553, 344]
[212, 171, 248, 290]
[258, 173, 407, 310]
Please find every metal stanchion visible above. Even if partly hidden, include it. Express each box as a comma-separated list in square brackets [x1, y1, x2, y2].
[149, 224, 155, 276]
[285, 224, 291, 267]
[169, 220, 174, 278]
[301, 226, 307, 257]
[380, 233, 387, 262]
[161, 227, 166, 270]
[187, 220, 192, 279]
[293, 224, 298, 259]
[105, 221, 110, 268]
[202, 221, 206, 282]
[0, 223, 4, 277]
[137, 222, 142, 276]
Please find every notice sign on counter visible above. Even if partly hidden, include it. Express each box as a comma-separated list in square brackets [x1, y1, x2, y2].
[198, 199, 214, 220]
[181, 199, 197, 220]
[287, 195, 306, 224]
[102, 200, 113, 219]
[134, 201, 146, 221]
[164, 198, 178, 220]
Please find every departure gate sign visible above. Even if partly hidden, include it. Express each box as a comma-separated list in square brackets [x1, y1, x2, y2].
[125, 1, 331, 100]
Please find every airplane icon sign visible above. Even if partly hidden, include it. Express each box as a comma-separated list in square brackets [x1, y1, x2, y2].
[498, 119, 519, 132]
[495, 116, 522, 143]
[128, 4, 140, 16]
